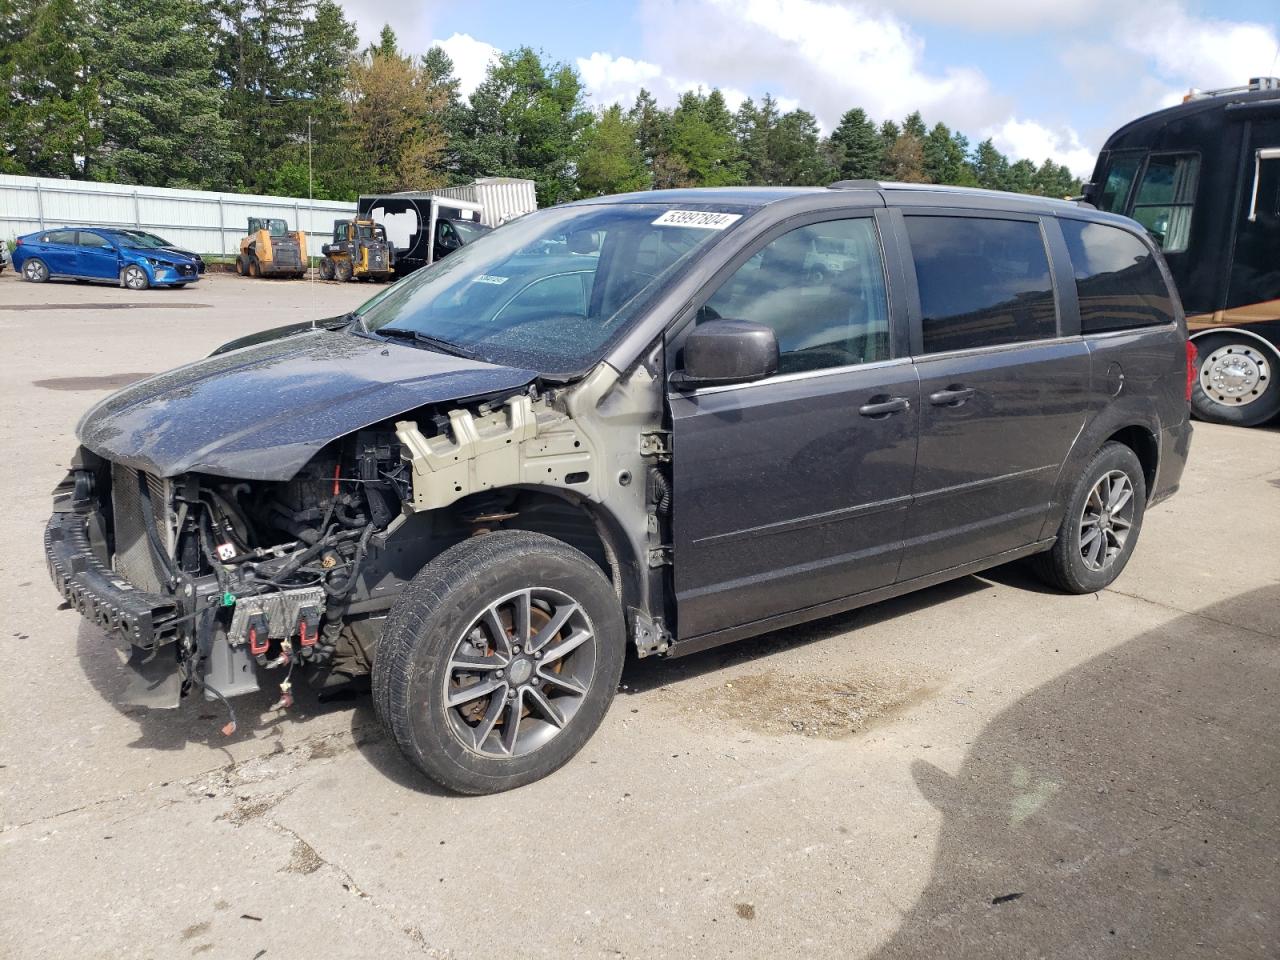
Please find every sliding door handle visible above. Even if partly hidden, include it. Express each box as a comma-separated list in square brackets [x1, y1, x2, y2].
[928, 386, 975, 406]
[859, 395, 911, 417]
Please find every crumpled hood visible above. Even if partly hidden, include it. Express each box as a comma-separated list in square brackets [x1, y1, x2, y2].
[77, 328, 538, 481]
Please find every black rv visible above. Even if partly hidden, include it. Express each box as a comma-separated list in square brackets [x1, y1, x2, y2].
[1085, 77, 1280, 426]
[357, 193, 491, 275]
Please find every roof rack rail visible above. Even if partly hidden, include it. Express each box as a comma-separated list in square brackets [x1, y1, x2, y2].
[1185, 77, 1279, 101]
[827, 179, 881, 190]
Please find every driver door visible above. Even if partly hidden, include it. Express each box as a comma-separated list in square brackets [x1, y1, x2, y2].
[668, 213, 920, 641]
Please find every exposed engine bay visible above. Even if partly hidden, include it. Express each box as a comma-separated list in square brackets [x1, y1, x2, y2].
[45, 375, 671, 733]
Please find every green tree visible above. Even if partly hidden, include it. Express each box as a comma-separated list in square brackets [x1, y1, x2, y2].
[829, 107, 881, 181]
[628, 87, 679, 187]
[877, 120, 901, 179]
[902, 110, 927, 141]
[923, 122, 971, 184]
[666, 89, 742, 187]
[460, 47, 592, 205]
[771, 109, 831, 185]
[1005, 158, 1037, 194]
[90, 0, 237, 187]
[338, 32, 451, 192]
[0, 0, 100, 177]
[1032, 158, 1078, 197]
[972, 138, 1010, 191]
[577, 104, 648, 195]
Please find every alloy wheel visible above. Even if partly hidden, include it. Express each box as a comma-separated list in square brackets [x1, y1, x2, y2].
[124, 265, 147, 290]
[1079, 469, 1135, 572]
[443, 587, 597, 759]
[23, 260, 46, 281]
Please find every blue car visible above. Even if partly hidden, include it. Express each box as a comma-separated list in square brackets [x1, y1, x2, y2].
[13, 227, 201, 290]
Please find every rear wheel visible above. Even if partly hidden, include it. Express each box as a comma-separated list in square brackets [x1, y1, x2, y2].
[22, 258, 49, 283]
[121, 264, 150, 290]
[247, 257, 260, 278]
[1190, 334, 1280, 427]
[334, 258, 353, 282]
[1032, 442, 1147, 594]
[234, 256, 246, 276]
[373, 531, 625, 794]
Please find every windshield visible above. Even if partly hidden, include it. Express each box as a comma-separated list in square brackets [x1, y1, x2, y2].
[451, 220, 490, 243]
[111, 231, 169, 249]
[358, 202, 747, 375]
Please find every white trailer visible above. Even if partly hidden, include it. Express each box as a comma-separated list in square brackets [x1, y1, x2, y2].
[432, 178, 538, 227]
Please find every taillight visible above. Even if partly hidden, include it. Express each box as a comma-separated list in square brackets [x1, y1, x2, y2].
[14, 237, 22, 245]
[1185, 340, 1198, 402]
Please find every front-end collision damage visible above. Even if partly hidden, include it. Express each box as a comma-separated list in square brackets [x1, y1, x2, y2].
[46, 341, 676, 734]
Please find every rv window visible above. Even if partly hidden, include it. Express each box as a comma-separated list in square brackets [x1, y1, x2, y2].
[1131, 153, 1199, 253]
[1097, 155, 1142, 214]
[1060, 220, 1175, 332]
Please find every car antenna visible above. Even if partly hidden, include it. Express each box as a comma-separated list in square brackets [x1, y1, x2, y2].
[308, 111, 316, 330]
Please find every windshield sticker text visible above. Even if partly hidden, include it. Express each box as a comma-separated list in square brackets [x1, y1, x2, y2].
[651, 210, 743, 230]
[473, 275, 509, 285]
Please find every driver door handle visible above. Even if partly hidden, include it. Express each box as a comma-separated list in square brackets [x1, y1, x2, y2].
[859, 396, 911, 417]
[928, 386, 976, 406]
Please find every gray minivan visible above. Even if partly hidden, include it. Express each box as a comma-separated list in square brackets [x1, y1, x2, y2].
[47, 183, 1193, 793]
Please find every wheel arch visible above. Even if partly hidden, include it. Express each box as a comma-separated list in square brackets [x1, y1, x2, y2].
[1188, 326, 1280, 357]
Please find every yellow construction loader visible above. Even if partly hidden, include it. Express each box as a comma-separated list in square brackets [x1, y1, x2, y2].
[236, 218, 307, 279]
[319, 219, 395, 282]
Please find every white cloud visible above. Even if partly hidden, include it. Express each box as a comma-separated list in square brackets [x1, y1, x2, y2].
[865, 0, 1109, 32]
[985, 118, 1096, 178]
[577, 52, 665, 107]
[432, 33, 501, 98]
[638, 0, 1004, 133]
[1124, 5, 1279, 92]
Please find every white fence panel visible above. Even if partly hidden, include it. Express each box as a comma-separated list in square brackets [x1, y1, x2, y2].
[0, 174, 355, 255]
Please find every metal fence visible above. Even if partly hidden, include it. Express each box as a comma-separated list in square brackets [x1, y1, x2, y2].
[0, 174, 355, 255]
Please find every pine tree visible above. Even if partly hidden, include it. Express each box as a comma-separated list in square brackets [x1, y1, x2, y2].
[771, 110, 831, 185]
[578, 104, 648, 196]
[90, 0, 237, 187]
[0, 0, 100, 177]
[829, 107, 881, 181]
[923, 122, 970, 185]
[1005, 158, 1037, 194]
[972, 138, 1009, 191]
[902, 111, 927, 141]
[877, 120, 901, 179]
[667, 89, 742, 187]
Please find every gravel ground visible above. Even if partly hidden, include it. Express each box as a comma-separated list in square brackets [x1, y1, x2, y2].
[1, 270, 1277, 959]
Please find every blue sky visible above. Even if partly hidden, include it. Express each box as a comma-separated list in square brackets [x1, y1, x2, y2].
[346, 0, 1280, 176]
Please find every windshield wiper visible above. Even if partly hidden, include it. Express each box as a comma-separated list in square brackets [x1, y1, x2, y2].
[376, 327, 476, 360]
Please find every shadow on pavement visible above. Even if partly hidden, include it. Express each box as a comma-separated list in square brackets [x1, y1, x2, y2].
[869, 584, 1280, 959]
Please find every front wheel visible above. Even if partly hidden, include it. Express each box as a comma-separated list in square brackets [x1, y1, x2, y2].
[121, 264, 150, 290]
[1032, 442, 1147, 594]
[373, 531, 625, 794]
[1190, 334, 1280, 427]
[22, 258, 49, 283]
[333, 258, 353, 282]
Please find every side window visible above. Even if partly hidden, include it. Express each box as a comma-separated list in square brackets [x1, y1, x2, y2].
[1060, 219, 1175, 332]
[78, 231, 111, 249]
[44, 230, 76, 245]
[905, 216, 1056, 353]
[701, 218, 890, 374]
[1131, 153, 1199, 253]
[1097, 154, 1143, 214]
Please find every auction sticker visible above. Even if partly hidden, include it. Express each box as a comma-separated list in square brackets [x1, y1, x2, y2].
[651, 210, 742, 230]
[473, 275, 509, 285]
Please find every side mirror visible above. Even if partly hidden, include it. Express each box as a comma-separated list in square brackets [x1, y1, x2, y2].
[671, 320, 779, 389]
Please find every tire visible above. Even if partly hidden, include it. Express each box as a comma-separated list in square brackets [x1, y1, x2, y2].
[121, 264, 150, 290]
[1032, 441, 1147, 594]
[1190, 334, 1280, 427]
[22, 258, 49, 283]
[319, 258, 335, 280]
[373, 531, 625, 794]
[334, 258, 353, 283]
[247, 257, 261, 278]
[234, 256, 246, 276]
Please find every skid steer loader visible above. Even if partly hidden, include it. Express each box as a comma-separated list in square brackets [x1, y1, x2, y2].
[236, 218, 307, 279]
[319, 219, 394, 282]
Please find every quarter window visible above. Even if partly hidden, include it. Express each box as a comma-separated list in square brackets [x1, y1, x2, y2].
[699, 218, 890, 374]
[1098, 154, 1142, 214]
[1060, 220, 1175, 332]
[1131, 153, 1199, 253]
[905, 216, 1057, 354]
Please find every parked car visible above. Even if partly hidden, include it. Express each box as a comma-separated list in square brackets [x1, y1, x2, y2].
[115, 229, 206, 274]
[46, 184, 1192, 794]
[0, 241, 7, 274]
[15, 227, 200, 289]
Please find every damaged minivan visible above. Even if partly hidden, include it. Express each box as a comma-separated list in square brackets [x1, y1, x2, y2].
[47, 184, 1193, 793]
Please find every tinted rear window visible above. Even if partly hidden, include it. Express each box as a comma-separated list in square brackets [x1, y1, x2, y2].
[1060, 219, 1174, 332]
[906, 216, 1057, 353]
